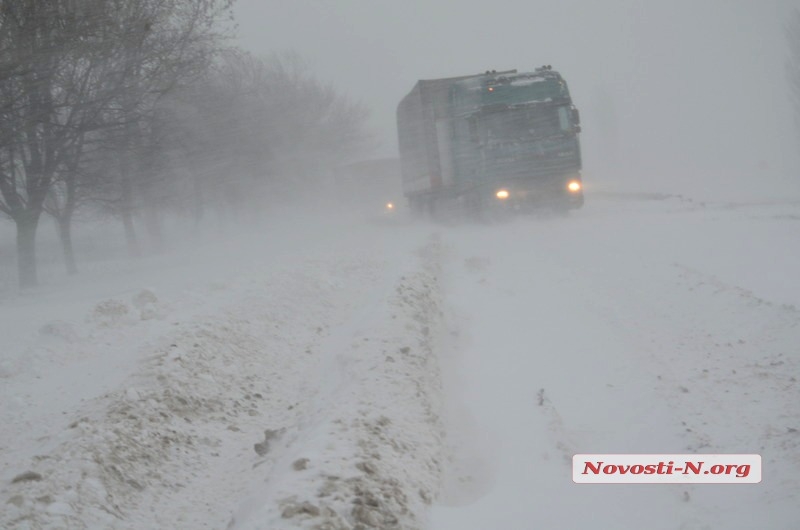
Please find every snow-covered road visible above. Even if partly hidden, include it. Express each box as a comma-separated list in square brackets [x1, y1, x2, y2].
[432, 195, 800, 529]
[1, 194, 798, 529]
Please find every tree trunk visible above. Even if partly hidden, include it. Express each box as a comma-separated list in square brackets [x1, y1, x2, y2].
[122, 210, 139, 257]
[144, 203, 164, 253]
[118, 121, 141, 257]
[57, 177, 79, 275]
[192, 174, 204, 230]
[120, 175, 140, 257]
[16, 214, 40, 288]
[57, 215, 78, 275]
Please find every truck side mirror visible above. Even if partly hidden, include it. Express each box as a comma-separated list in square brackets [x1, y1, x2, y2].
[571, 107, 580, 125]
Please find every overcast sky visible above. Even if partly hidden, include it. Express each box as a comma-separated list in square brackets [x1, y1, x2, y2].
[234, 0, 799, 197]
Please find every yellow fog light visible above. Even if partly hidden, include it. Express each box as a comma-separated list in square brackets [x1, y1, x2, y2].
[496, 189, 510, 200]
[386, 202, 394, 210]
[567, 180, 582, 193]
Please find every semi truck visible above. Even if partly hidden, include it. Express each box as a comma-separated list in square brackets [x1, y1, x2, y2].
[396, 66, 584, 215]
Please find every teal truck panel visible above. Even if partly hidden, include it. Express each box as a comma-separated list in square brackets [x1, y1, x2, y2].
[397, 67, 584, 212]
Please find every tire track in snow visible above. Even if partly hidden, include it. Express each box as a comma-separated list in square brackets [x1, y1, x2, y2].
[230, 235, 448, 530]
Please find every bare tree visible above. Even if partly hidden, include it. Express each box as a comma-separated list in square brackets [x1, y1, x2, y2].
[98, 0, 234, 256]
[1, 0, 374, 287]
[0, 0, 234, 285]
[0, 0, 119, 286]
[258, 52, 372, 179]
[177, 50, 372, 214]
[44, 139, 85, 275]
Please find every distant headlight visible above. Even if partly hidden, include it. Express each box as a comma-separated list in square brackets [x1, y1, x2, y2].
[496, 189, 510, 200]
[567, 180, 582, 193]
[386, 202, 395, 210]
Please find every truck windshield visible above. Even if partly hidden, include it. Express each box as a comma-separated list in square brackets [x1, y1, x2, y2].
[480, 105, 571, 142]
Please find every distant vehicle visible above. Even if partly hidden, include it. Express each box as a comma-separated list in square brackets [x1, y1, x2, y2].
[332, 158, 403, 216]
[396, 66, 584, 215]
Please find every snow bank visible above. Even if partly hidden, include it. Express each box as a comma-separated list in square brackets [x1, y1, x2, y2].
[1, 233, 448, 530]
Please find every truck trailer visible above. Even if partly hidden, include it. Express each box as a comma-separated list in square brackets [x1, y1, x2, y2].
[396, 66, 584, 215]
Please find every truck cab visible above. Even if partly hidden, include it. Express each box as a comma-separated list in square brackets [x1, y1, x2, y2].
[397, 66, 584, 215]
[450, 67, 584, 211]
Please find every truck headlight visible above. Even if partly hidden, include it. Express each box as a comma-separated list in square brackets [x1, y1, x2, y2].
[496, 189, 510, 200]
[567, 180, 582, 193]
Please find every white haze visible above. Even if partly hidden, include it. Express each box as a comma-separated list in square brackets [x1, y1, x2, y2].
[2, 2, 800, 530]
[235, 0, 800, 200]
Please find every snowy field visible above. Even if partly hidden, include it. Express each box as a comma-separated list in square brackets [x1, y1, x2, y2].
[1, 193, 799, 529]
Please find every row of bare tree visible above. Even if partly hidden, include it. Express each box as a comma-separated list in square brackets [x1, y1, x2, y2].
[0, 0, 370, 288]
